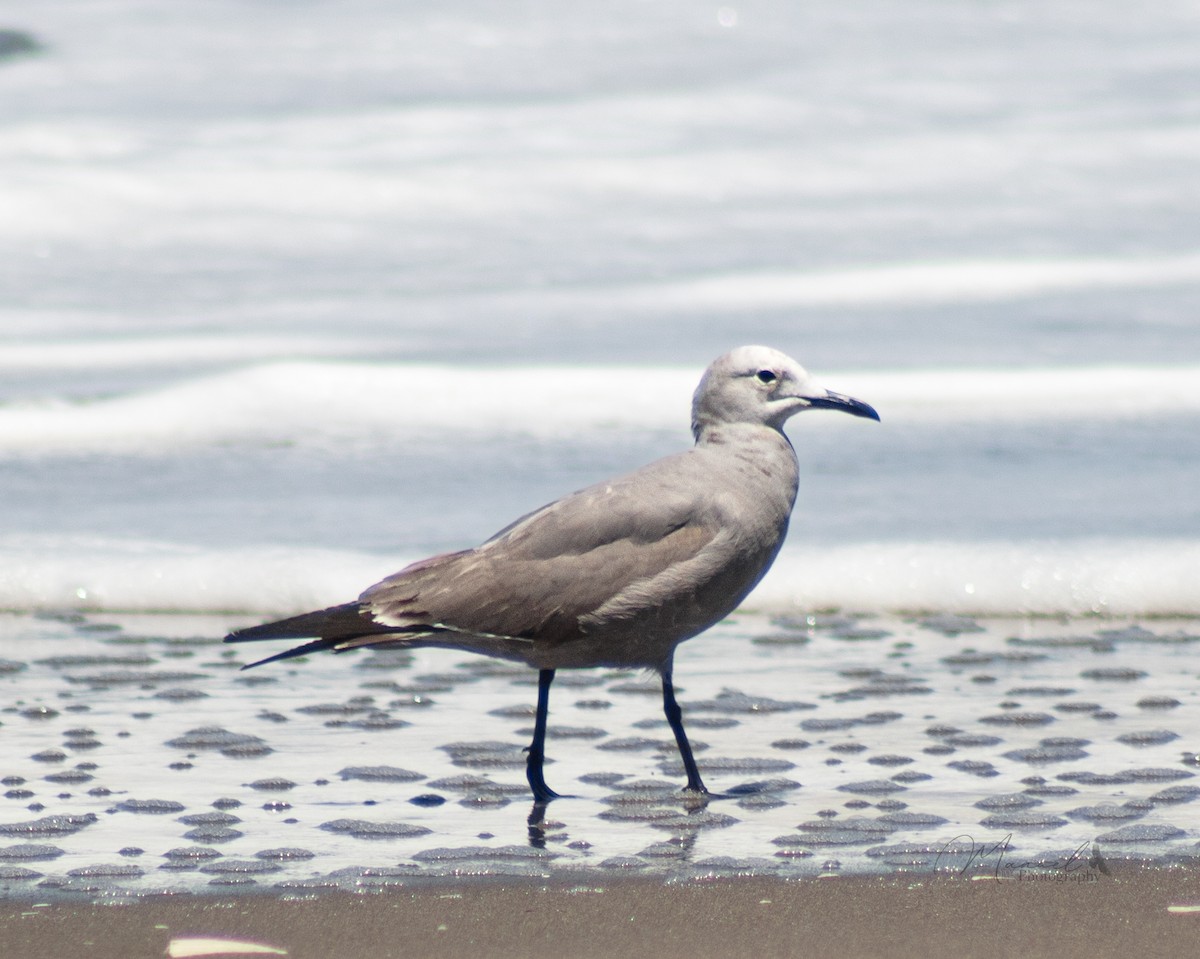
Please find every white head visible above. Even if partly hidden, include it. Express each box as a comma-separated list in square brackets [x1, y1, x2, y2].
[691, 345, 879, 439]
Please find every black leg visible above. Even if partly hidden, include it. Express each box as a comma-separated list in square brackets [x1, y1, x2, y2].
[526, 668, 561, 802]
[661, 667, 708, 794]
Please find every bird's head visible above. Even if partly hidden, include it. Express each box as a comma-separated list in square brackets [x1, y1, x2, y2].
[691, 344, 879, 439]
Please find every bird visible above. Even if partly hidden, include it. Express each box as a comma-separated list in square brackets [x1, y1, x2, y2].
[224, 345, 879, 802]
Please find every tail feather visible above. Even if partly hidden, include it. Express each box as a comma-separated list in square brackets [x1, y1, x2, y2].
[224, 602, 387, 643]
[224, 601, 411, 670]
[239, 636, 348, 669]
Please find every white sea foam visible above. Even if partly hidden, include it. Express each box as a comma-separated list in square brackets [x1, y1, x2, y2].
[755, 540, 1200, 618]
[0, 535, 392, 616]
[2, 534, 1195, 618]
[1, 360, 1198, 456]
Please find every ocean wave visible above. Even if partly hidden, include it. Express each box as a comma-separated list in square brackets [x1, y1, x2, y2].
[1, 359, 1198, 455]
[0, 334, 371, 370]
[607, 252, 1200, 311]
[2, 534, 1195, 618]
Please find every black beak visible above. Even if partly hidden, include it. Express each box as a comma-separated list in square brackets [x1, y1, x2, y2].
[807, 390, 880, 421]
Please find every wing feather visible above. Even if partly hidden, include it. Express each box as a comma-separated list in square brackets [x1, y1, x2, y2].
[362, 456, 720, 642]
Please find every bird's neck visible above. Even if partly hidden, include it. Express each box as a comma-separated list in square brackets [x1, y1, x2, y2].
[694, 421, 800, 515]
[694, 420, 788, 449]
[695, 422, 799, 476]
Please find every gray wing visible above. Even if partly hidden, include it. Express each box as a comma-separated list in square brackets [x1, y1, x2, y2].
[361, 450, 723, 643]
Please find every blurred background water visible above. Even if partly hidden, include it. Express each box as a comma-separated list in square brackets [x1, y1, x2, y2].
[1, 0, 1198, 615]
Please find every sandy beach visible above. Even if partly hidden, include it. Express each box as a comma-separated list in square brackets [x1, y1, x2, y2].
[5, 868, 1200, 959]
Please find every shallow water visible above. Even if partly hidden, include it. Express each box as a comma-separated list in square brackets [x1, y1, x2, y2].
[2, 610, 1197, 900]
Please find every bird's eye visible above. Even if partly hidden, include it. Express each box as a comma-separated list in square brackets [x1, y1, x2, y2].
[756, 369, 777, 384]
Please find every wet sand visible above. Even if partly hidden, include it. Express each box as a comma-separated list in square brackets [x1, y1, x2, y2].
[5, 868, 1200, 959]
[3, 610, 1199, 954]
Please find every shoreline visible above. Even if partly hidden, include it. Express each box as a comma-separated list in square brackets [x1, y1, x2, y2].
[5, 867, 1200, 959]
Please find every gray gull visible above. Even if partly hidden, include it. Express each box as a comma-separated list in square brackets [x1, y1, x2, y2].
[224, 345, 879, 801]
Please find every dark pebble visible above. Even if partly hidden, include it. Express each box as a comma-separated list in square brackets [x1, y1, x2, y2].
[66, 863, 144, 878]
[338, 766, 425, 783]
[1096, 824, 1186, 842]
[979, 811, 1067, 829]
[162, 846, 223, 861]
[0, 844, 64, 861]
[947, 760, 999, 777]
[319, 819, 433, 840]
[1116, 730, 1180, 746]
[200, 859, 282, 875]
[183, 826, 244, 843]
[1080, 668, 1147, 681]
[117, 799, 186, 814]
[246, 778, 297, 791]
[0, 814, 97, 837]
[836, 780, 907, 796]
[254, 847, 316, 861]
